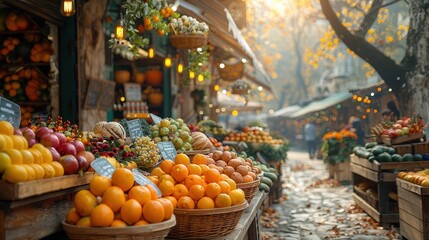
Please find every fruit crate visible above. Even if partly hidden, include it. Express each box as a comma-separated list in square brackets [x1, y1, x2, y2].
[413, 141, 429, 155]
[396, 178, 429, 240]
[350, 155, 429, 226]
[383, 133, 426, 146]
[393, 144, 413, 155]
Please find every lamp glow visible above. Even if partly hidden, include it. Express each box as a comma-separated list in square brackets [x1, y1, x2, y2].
[189, 71, 195, 79]
[115, 21, 125, 40]
[164, 55, 172, 68]
[219, 63, 225, 69]
[197, 74, 204, 82]
[232, 110, 238, 116]
[214, 85, 220, 91]
[241, 58, 247, 63]
[148, 47, 154, 58]
[177, 62, 184, 73]
[60, 0, 75, 17]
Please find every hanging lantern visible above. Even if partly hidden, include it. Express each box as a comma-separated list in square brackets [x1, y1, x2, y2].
[115, 20, 125, 40]
[148, 47, 155, 58]
[164, 55, 172, 68]
[60, 0, 76, 17]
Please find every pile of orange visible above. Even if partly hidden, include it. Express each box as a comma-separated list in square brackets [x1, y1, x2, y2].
[149, 153, 245, 209]
[0, 121, 63, 183]
[66, 167, 174, 227]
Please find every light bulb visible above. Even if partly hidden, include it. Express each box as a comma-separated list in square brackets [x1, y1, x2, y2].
[189, 71, 195, 79]
[177, 62, 184, 73]
[164, 55, 172, 68]
[148, 47, 154, 58]
[115, 20, 125, 40]
[60, 0, 75, 17]
[197, 74, 204, 82]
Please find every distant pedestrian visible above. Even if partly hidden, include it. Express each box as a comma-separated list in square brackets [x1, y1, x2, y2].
[387, 101, 401, 121]
[352, 118, 365, 146]
[304, 120, 317, 159]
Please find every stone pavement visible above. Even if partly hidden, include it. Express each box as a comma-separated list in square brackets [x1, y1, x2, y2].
[260, 150, 400, 240]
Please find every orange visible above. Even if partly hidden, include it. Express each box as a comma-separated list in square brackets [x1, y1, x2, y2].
[102, 186, 126, 212]
[111, 219, 128, 227]
[199, 164, 210, 175]
[164, 196, 178, 208]
[220, 174, 230, 181]
[146, 184, 160, 200]
[229, 189, 245, 206]
[172, 184, 189, 200]
[174, 153, 190, 166]
[21, 164, 35, 181]
[204, 168, 221, 183]
[10, 135, 26, 150]
[157, 198, 174, 220]
[76, 217, 91, 227]
[133, 220, 149, 226]
[19, 149, 34, 164]
[192, 153, 207, 165]
[205, 182, 221, 199]
[66, 207, 81, 225]
[184, 174, 202, 189]
[243, 175, 254, 183]
[90, 203, 114, 227]
[188, 184, 205, 201]
[111, 168, 135, 192]
[0, 134, 13, 151]
[89, 175, 112, 196]
[50, 161, 64, 177]
[159, 174, 176, 184]
[147, 175, 159, 185]
[142, 200, 165, 223]
[197, 196, 215, 209]
[120, 199, 142, 225]
[215, 193, 232, 208]
[218, 180, 231, 194]
[128, 186, 152, 206]
[3, 149, 23, 164]
[30, 164, 45, 179]
[171, 164, 188, 182]
[74, 189, 97, 217]
[187, 164, 202, 175]
[177, 196, 195, 209]
[225, 178, 237, 190]
[0, 121, 14, 135]
[2, 164, 27, 183]
[0, 152, 12, 173]
[159, 180, 175, 197]
[159, 159, 175, 174]
[28, 148, 43, 164]
[41, 163, 55, 178]
[37, 147, 52, 163]
[150, 167, 165, 178]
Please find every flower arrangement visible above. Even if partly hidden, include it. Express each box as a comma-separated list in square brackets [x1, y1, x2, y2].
[321, 129, 357, 164]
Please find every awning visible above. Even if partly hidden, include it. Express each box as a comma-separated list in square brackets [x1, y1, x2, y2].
[290, 92, 352, 119]
[215, 92, 262, 113]
[269, 105, 302, 118]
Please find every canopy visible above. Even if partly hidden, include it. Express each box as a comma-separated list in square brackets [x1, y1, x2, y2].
[269, 105, 302, 118]
[290, 92, 352, 119]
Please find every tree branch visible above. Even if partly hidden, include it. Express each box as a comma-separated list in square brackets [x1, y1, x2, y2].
[319, 0, 406, 91]
[355, 0, 383, 37]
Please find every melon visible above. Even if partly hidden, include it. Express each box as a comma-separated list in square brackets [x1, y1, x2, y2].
[191, 132, 213, 150]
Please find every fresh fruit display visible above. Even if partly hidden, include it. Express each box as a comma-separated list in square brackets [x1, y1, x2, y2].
[4, 11, 32, 32]
[224, 127, 285, 145]
[93, 121, 127, 145]
[128, 136, 161, 169]
[209, 136, 228, 150]
[196, 119, 228, 141]
[0, 120, 65, 183]
[377, 115, 425, 139]
[398, 169, 429, 186]
[87, 137, 135, 168]
[149, 153, 245, 209]
[190, 131, 213, 150]
[353, 142, 429, 162]
[150, 118, 193, 151]
[65, 167, 174, 227]
[170, 15, 209, 35]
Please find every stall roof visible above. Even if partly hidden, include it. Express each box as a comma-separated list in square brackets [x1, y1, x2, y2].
[216, 92, 263, 112]
[290, 92, 352, 119]
[269, 105, 302, 118]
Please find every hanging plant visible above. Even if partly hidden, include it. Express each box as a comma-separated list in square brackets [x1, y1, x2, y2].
[183, 45, 211, 86]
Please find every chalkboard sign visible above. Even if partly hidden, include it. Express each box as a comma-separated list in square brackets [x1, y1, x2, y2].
[84, 79, 103, 109]
[124, 83, 142, 102]
[127, 119, 144, 140]
[90, 158, 116, 178]
[0, 97, 21, 128]
[150, 113, 162, 124]
[157, 141, 177, 160]
[98, 80, 116, 110]
[132, 169, 162, 197]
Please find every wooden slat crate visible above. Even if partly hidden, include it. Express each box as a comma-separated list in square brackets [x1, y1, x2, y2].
[413, 142, 429, 155]
[396, 178, 429, 240]
[393, 144, 413, 155]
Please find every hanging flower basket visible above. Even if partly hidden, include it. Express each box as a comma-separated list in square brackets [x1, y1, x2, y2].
[170, 34, 208, 49]
[169, 16, 208, 49]
[232, 87, 250, 95]
[218, 62, 244, 82]
[231, 79, 250, 95]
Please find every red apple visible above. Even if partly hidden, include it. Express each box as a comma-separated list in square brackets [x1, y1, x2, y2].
[35, 127, 53, 140]
[76, 155, 89, 172]
[54, 132, 67, 144]
[41, 133, 60, 148]
[58, 154, 79, 175]
[69, 140, 85, 153]
[77, 151, 95, 171]
[27, 138, 37, 147]
[57, 143, 77, 156]
[48, 147, 61, 161]
[22, 128, 36, 140]
[14, 128, 23, 136]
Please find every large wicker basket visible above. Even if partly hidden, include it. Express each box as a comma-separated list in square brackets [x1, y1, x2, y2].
[169, 34, 208, 49]
[237, 177, 261, 203]
[232, 88, 250, 95]
[62, 215, 176, 240]
[218, 62, 244, 82]
[168, 201, 248, 239]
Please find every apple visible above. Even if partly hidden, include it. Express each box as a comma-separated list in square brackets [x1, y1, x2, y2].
[69, 140, 85, 153]
[76, 155, 89, 172]
[22, 128, 35, 140]
[402, 127, 410, 135]
[27, 138, 37, 147]
[54, 132, 67, 144]
[14, 128, 23, 136]
[393, 123, 403, 130]
[57, 143, 77, 156]
[41, 133, 60, 148]
[35, 127, 53, 140]
[58, 154, 79, 175]
[388, 129, 398, 138]
[395, 129, 404, 137]
[47, 147, 61, 161]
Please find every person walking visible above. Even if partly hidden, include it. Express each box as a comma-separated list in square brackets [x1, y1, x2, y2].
[304, 120, 317, 159]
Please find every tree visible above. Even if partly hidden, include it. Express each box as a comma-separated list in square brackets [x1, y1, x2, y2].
[319, 0, 429, 121]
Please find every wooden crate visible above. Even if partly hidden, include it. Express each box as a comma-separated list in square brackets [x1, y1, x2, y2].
[396, 178, 429, 240]
[413, 142, 429, 155]
[384, 133, 426, 145]
[0, 172, 94, 200]
[334, 161, 352, 183]
[393, 144, 413, 155]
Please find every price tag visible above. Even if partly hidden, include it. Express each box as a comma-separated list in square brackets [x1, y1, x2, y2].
[127, 119, 144, 140]
[132, 169, 162, 197]
[90, 158, 116, 178]
[150, 113, 162, 124]
[0, 97, 21, 128]
[157, 141, 177, 160]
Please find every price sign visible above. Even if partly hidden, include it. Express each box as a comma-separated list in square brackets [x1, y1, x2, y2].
[132, 169, 162, 197]
[150, 113, 162, 124]
[127, 119, 143, 140]
[0, 97, 21, 128]
[157, 141, 177, 160]
[90, 158, 116, 178]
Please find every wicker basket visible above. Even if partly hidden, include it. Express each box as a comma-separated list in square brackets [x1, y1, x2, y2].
[232, 88, 249, 95]
[168, 201, 248, 239]
[62, 215, 176, 240]
[218, 62, 244, 82]
[236, 177, 261, 203]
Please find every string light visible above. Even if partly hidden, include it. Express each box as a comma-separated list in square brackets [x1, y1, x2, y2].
[377, 87, 382, 92]
[357, 97, 363, 102]
[120, 97, 125, 102]
[258, 86, 263, 91]
[214, 85, 220, 91]
[353, 95, 357, 100]
[148, 47, 154, 58]
[197, 74, 204, 82]
[241, 58, 247, 63]
[177, 61, 184, 73]
[219, 63, 225, 69]
[232, 110, 238, 116]
[189, 71, 195, 79]
[164, 55, 172, 68]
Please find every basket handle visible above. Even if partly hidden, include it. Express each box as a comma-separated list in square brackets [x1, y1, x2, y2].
[169, 23, 178, 35]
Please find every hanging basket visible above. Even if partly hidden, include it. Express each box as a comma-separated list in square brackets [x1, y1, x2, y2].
[232, 87, 250, 95]
[169, 24, 208, 49]
[218, 62, 244, 82]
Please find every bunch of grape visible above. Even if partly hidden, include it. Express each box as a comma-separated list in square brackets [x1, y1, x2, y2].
[130, 136, 161, 169]
[150, 118, 193, 151]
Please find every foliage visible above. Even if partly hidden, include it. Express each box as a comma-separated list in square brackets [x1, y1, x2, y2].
[183, 45, 211, 86]
[321, 129, 357, 164]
